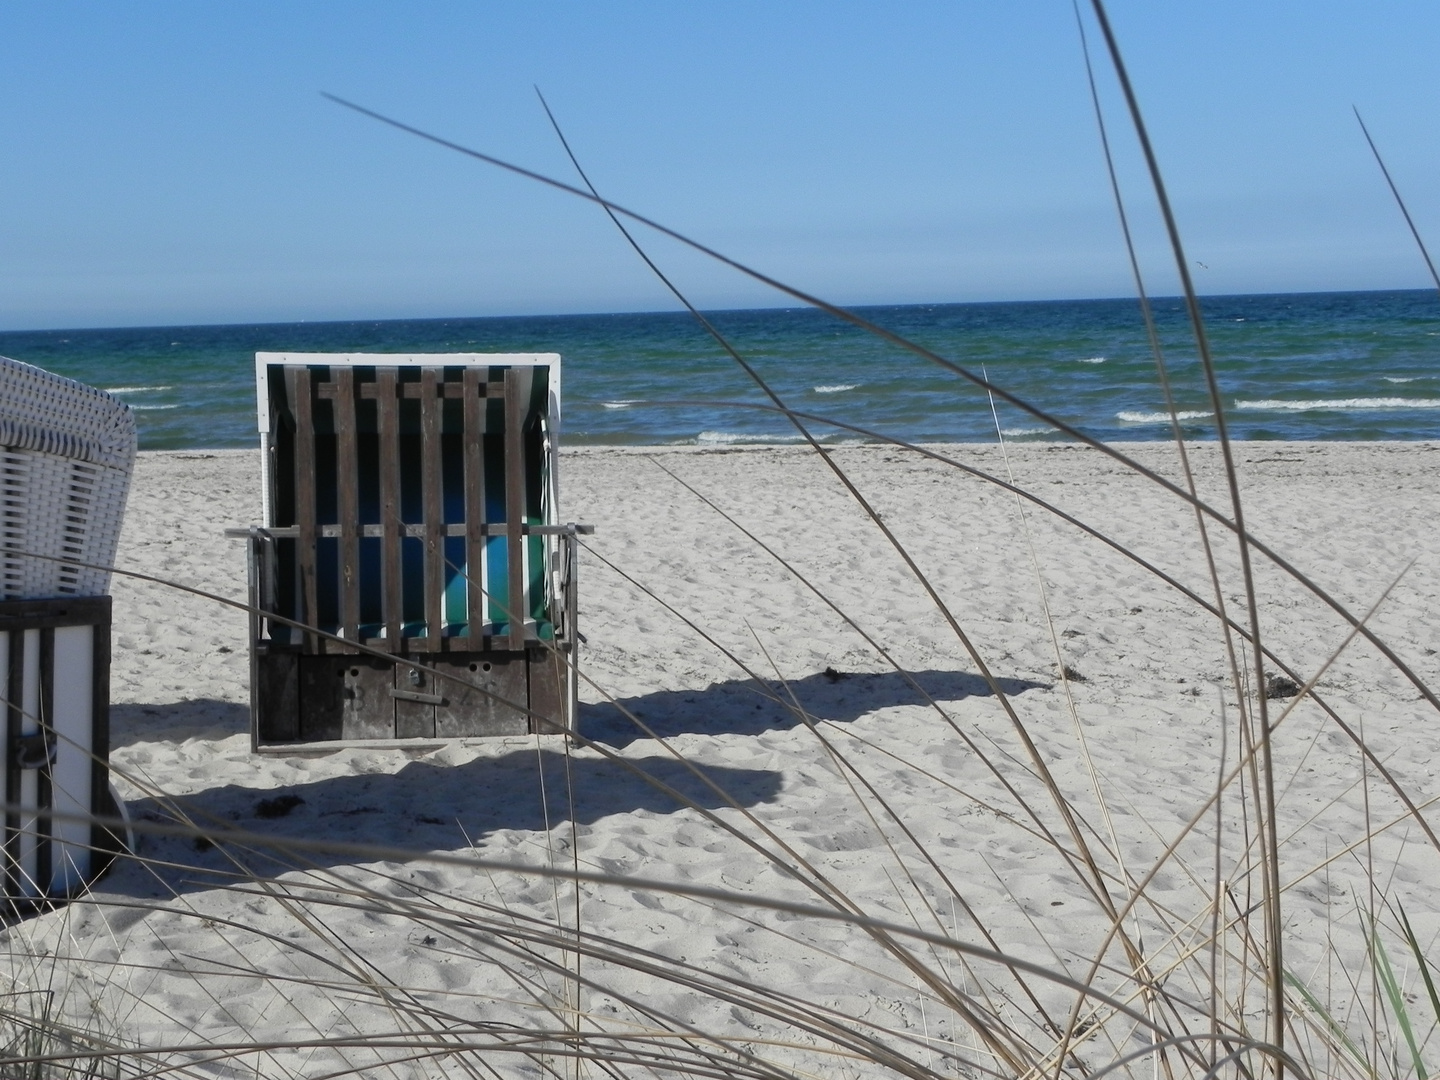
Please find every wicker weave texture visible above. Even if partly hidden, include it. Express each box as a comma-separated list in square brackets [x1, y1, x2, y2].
[0, 357, 136, 599]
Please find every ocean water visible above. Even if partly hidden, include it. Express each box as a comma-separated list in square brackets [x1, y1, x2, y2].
[1, 289, 1437, 450]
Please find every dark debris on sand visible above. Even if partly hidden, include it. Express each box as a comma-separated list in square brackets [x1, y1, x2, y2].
[1265, 674, 1302, 700]
[255, 794, 306, 819]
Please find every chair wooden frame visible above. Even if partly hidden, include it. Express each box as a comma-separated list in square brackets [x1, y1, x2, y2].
[0, 595, 122, 904]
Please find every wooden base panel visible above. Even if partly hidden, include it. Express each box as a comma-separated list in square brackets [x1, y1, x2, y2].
[254, 648, 564, 746]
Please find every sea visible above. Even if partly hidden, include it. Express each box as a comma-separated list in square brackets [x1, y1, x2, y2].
[1, 289, 1437, 451]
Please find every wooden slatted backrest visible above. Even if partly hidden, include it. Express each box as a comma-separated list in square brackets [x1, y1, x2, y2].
[265, 361, 554, 652]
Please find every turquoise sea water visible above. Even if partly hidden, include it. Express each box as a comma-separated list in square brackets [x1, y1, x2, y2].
[1, 289, 1437, 450]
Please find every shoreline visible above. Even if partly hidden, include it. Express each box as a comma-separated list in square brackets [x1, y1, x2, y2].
[140, 435, 1440, 457]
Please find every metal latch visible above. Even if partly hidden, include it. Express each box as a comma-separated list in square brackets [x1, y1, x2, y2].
[393, 666, 445, 705]
[14, 732, 56, 769]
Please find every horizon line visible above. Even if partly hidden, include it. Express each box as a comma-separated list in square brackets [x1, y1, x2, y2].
[0, 285, 1434, 337]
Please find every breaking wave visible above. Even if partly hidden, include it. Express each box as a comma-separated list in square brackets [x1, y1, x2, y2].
[1236, 397, 1440, 411]
[695, 431, 808, 445]
[1116, 410, 1214, 424]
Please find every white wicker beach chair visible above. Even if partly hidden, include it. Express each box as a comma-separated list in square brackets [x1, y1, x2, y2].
[0, 356, 134, 903]
[0, 355, 136, 599]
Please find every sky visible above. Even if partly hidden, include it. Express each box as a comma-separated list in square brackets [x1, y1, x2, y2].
[2, 2, 1438, 330]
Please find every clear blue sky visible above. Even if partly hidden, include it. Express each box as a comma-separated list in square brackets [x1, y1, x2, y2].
[2, 2, 1437, 330]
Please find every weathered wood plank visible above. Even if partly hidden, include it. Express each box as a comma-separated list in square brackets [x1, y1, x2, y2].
[504, 371, 527, 650]
[334, 368, 360, 643]
[395, 382, 469, 399]
[376, 367, 402, 649]
[434, 654, 527, 737]
[298, 655, 396, 741]
[462, 367, 484, 645]
[298, 655, 344, 742]
[266, 522, 574, 539]
[328, 382, 471, 400]
[420, 368, 444, 652]
[290, 368, 320, 651]
[527, 647, 566, 735]
[255, 650, 299, 742]
[4, 630, 22, 897]
[341, 658, 394, 740]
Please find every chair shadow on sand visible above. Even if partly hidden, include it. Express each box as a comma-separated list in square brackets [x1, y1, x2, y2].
[110, 700, 252, 750]
[98, 666, 1044, 902]
[580, 667, 1049, 748]
[102, 749, 784, 903]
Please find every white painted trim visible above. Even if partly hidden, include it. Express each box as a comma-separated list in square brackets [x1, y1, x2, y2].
[50, 624, 93, 892]
[253, 352, 562, 435]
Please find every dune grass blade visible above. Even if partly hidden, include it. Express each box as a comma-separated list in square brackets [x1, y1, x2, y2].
[1071, 12, 1257, 1059]
[1081, 5, 1285, 1071]
[1284, 966, 1376, 1080]
[1367, 913, 1426, 1080]
[1397, 903, 1440, 1046]
[1354, 108, 1440, 297]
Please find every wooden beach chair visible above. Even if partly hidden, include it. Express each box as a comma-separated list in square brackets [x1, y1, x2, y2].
[238, 353, 588, 750]
[0, 355, 134, 902]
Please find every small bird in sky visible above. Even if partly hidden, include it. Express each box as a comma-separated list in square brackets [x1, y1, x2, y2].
[1196, 260, 1209, 270]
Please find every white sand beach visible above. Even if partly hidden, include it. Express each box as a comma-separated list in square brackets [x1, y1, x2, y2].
[6, 440, 1440, 1077]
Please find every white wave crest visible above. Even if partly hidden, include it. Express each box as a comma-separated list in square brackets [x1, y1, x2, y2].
[999, 427, 1051, 437]
[695, 431, 807, 445]
[106, 385, 172, 394]
[1383, 376, 1420, 383]
[813, 384, 858, 394]
[1075, 356, 1106, 364]
[131, 403, 181, 411]
[1236, 397, 1440, 411]
[600, 400, 639, 410]
[1117, 409, 1213, 424]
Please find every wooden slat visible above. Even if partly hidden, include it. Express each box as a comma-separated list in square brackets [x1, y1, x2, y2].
[462, 368, 484, 645]
[376, 368, 402, 649]
[420, 368, 444, 652]
[504, 370, 527, 650]
[34, 628, 53, 893]
[403, 382, 468, 399]
[5, 630, 23, 897]
[255, 522, 577, 539]
[334, 369, 360, 643]
[0, 597, 112, 627]
[290, 368, 320, 651]
[255, 651, 299, 743]
[325, 382, 477, 400]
